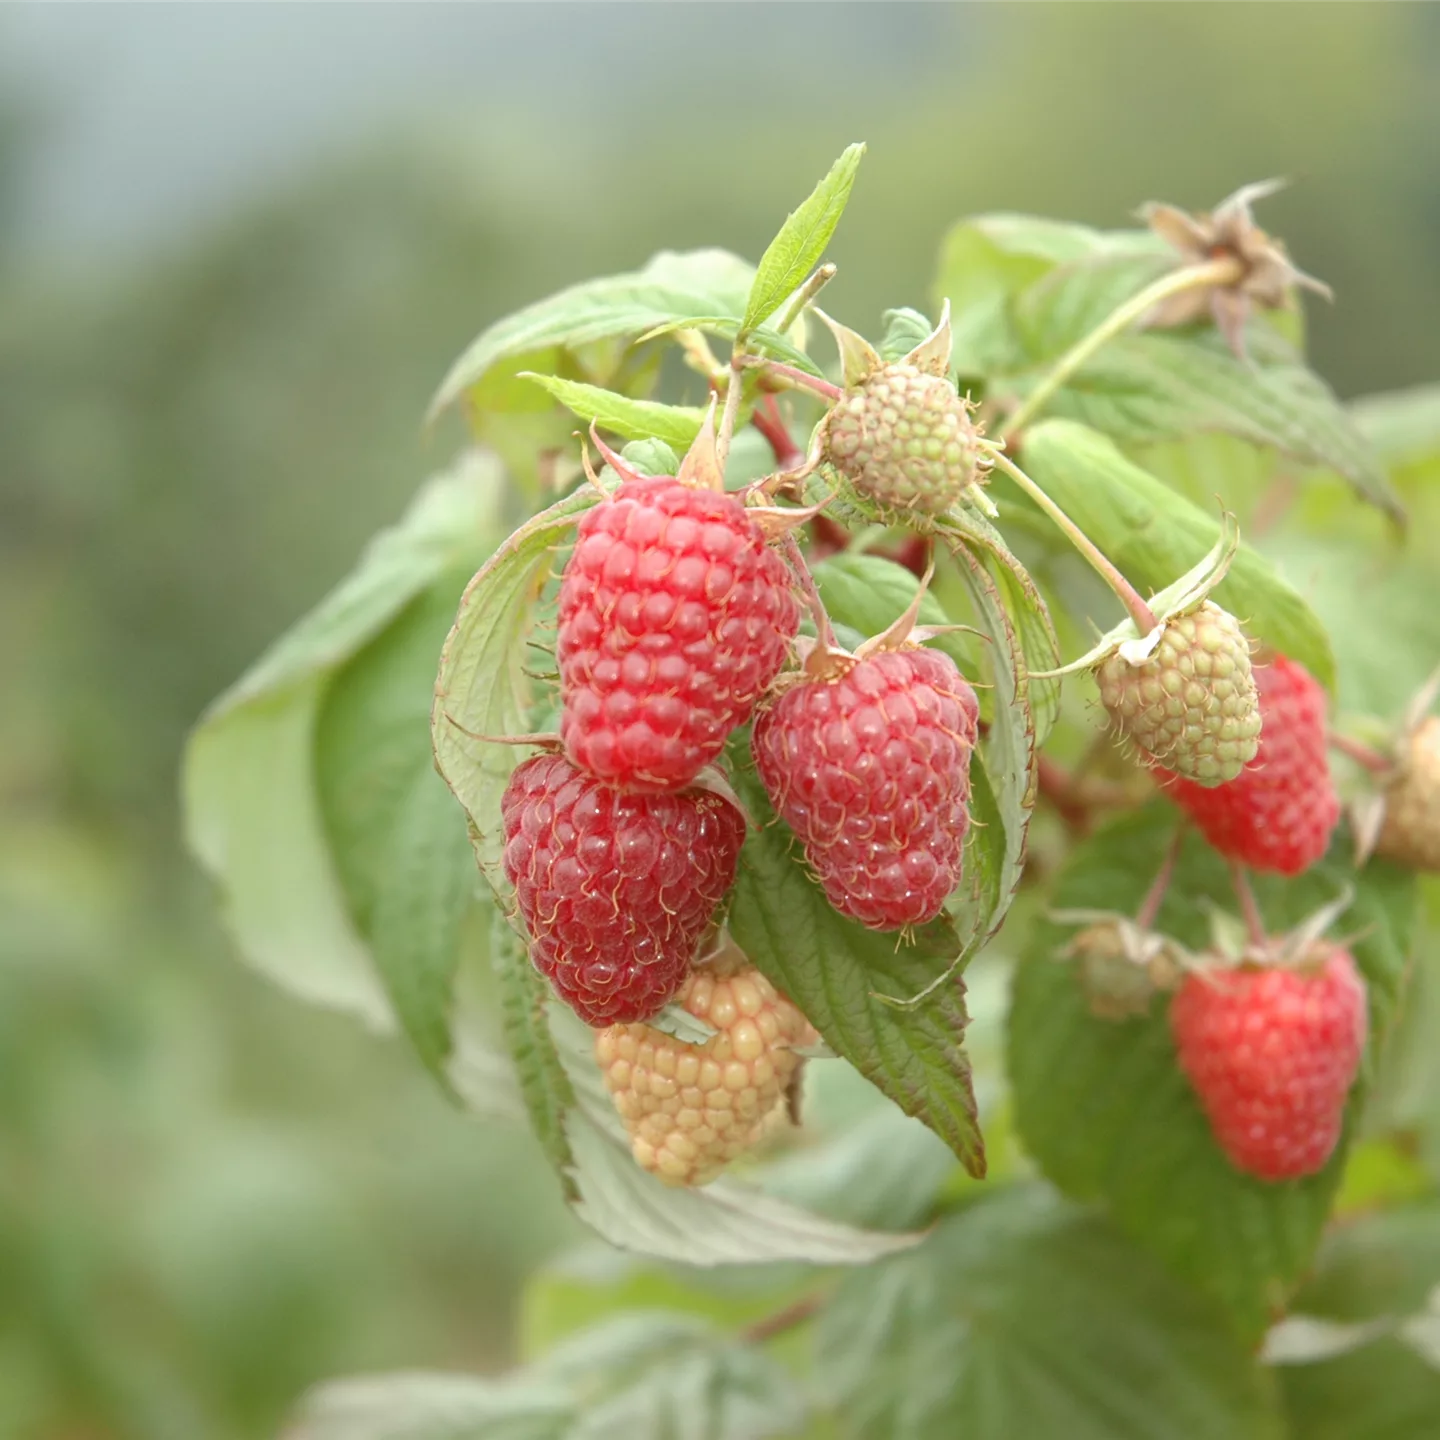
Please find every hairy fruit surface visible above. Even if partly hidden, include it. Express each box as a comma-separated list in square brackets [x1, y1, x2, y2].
[557, 476, 800, 793]
[501, 753, 745, 1026]
[752, 646, 978, 930]
[1097, 602, 1261, 786]
[1159, 654, 1337, 874]
[1376, 716, 1440, 872]
[595, 943, 817, 1187]
[1170, 947, 1366, 1181]
[823, 362, 985, 514]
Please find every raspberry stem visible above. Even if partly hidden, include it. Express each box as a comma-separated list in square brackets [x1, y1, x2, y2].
[781, 534, 839, 652]
[1230, 864, 1270, 949]
[987, 450, 1159, 631]
[737, 353, 845, 404]
[752, 394, 804, 469]
[1328, 729, 1392, 776]
[999, 255, 1245, 442]
[1135, 827, 1183, 930]
[768, 262, 837, 339]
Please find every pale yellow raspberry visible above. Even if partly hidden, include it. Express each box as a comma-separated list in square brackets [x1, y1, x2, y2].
[594, 940, 817, 1187]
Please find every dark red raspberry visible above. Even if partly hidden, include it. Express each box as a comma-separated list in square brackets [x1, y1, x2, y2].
[557, 477, 800, 792]
[1170, 947, 1366, 1181]
[501, 753, 745, 1026]
[1158, 654, 1338, 875]
[752, 647, 979, 930]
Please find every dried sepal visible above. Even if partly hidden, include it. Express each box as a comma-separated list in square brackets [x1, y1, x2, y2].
[813, 307, 882, 387]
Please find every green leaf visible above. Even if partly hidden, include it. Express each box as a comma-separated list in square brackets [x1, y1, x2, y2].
[742, 143, 865, 335]
[1020, 419, 1336, 687]
[519, 375, 706, 451]
[493, 918, 578, 1193]
[285, 1312, 807, 1440]
[315, 579, 480, 1080]
[429, 249, 755, 420]
[1276, 1203, 1440, 1440]
[1351, 382, 1440, 490]
[1008, 801, 1418, 1341]
[878, 307, 934, 363]
[817, 1186, 1284, 1440]
[726, 744, 985, 1178]
[183, 452, 504, 1025]
[432, 486, 602, 884]
[1037, 329, 1402, 522]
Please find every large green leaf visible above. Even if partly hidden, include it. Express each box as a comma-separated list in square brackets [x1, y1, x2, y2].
[284, 1312, 807, 1440]
[1019, 419, 1336, 687]
[1275, 1202, 1440, 1440]
[1008, 802, 1418, 1341]
[429, 249, 755, 420]
[183, 452, 504, 1026]
[1351, 382, 1440, 492]
[816, 1186, 1284, 1440]
[742, 143, 865, 334]
[727, 744, 984, 1179]
[315, 579, 480, 1081]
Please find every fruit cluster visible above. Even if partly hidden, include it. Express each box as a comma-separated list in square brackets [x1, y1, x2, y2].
[495, 424, 985, 1183]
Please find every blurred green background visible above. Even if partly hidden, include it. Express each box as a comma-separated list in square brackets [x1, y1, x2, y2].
[3, 5, 1439, 1437]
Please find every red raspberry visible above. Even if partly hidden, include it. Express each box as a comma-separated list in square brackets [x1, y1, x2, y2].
[752, 646, 979, 930]
[1158, 654, 1338, 875]
[557, 477, 800, 792]
[1170, 947, 1367, 1181]
[500, 753, 745, 1026]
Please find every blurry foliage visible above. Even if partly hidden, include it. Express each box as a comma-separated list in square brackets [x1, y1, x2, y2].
[4, 4, 1440, 1437]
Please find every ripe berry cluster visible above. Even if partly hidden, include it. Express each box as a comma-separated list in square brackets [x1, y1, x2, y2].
[501, 447, 983, 1047]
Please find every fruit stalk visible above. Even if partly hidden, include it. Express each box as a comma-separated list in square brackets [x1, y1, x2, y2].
[1328, 729, 1391, 776]
[1229, 864, 1269, 948]
[987, 450, 1158, 631]
[1000, 255, 1244, 441]
[781, 534, 839, 653]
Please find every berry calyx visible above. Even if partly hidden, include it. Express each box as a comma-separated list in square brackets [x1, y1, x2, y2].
[1096, 601, 1261, 786]
[1158, 654, 1338, 875]
[501, 753, 745, 1026]
[556, 471, 800, 793]
[752, 640, 979, 931]
[1170, 945, 1367, 1181]
[1376, 715, 1440, 872]
[595, 940, 817, 1187]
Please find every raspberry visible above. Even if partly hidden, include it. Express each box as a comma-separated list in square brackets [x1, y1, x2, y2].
[752, 646, 979, 930]
[501, 753, 745, 1026]
[822, 362, 985, 513]
[1377, 716, 1440, 871]
[556, 476, 800, 792]
[1158, 654, 1338, 875]
[1170, 946, 1367, 1181]
[1096, 602, 1261, 785]
[595, 941, 817, 1186]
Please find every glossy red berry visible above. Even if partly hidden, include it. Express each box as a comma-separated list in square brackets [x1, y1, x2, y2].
[1158, 654, 1338, 875]
[501, 753, 745, 1026]
[752, 646, 978, 930]
[1170, 947, 1366, 1181]
[557, 477, 800, 792]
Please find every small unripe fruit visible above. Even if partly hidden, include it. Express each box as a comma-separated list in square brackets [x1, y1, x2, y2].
[823, 362, 985, 514]
[1376, 716, 1440, 872]
[1064, 921, 1179, 1022]
[595, 943, 817, 1187]
[1097, 602, 1261, 785]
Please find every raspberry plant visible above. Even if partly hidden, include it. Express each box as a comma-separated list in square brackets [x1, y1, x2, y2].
[185, 146, 1440, 1437]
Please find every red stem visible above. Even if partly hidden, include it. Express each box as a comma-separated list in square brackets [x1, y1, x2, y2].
[1328, 730, 1392, 776]
[1135, 827, 1183, 930]
[782, 534, 838, 652]
[752, 394, 804, 470]
[1230, 865, 1269, 949]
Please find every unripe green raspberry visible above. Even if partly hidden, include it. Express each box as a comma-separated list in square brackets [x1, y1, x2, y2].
[1064, 920, 1180, 1022]
[594, 943, 816, 1187]
[1377, 717, 1440, 871]
[1096, 602, 1261, 786]
[823, 362, 985, 513]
